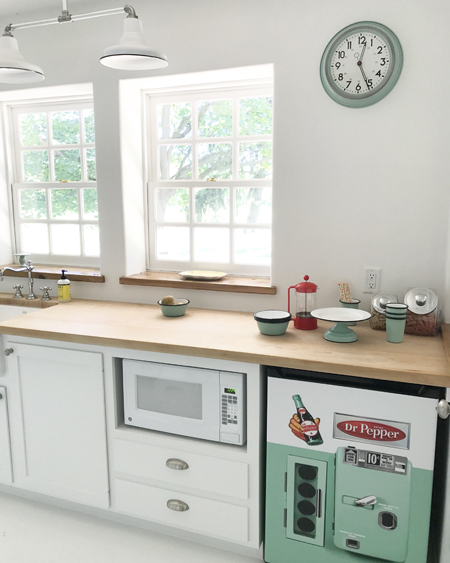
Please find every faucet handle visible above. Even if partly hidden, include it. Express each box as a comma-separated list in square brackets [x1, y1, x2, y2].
[13, 284, 23, 298]
[40, 286, 52, 301]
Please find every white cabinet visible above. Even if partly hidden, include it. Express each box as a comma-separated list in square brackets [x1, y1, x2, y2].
[4, 341, 109, 509]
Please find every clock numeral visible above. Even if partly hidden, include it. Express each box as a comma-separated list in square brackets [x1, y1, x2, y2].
[347, 40, 352, 49]
[337, 50, 345, 59]
[355, 83, 362, 92]
[358, 35, 366, 45]
[367, 79, 373, 89]
[375, 70, 382, 77]
[338, 73, 344, 81]
[377, 46, 383, 54]
[344, 80, 352, 91]
[335, 62, 341, 69]
[380, 58, 387, 66]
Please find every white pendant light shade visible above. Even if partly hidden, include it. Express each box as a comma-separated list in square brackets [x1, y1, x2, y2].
[0, 35, 45, 84]
[99, 17, 168, 70]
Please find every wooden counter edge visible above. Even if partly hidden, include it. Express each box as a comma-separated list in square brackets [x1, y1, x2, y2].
[1, 324, 449, 388]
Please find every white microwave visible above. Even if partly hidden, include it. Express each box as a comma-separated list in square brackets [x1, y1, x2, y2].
[123, 359, 246, 445]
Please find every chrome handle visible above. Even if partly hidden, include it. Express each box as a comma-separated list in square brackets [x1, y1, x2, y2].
[437, 399, 450, 420]
[0, 393, 3, 399]
[167, 499, 189, 512]
[166, 458, 189, 471]
[4, 348, 13, 356]
[354, 495, 377, 507]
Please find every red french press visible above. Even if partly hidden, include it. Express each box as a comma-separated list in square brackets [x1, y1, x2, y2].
[288, 275, 318, 330]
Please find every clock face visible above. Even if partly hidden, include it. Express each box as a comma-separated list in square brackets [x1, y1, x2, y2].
[320, 22, 403, 108]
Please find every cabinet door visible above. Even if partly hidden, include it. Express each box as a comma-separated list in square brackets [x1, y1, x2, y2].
[6, 342, 109, 508]
[0, 386, 13, 485]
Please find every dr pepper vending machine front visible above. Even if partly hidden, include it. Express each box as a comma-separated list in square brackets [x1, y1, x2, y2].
[265, 367, 446, 563]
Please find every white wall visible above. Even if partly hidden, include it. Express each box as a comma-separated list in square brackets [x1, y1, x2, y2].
[0, 0, 449, 319]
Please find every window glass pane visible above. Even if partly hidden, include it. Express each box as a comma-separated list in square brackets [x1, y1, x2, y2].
[198, 100, 232, 137]
[82, 188, 98, 220]
[83, 225, 100, 256]
[54, 149, 81, 181]
[194, 227, 229, 262]
[155, 188, 189, 222]
[239, 141, 272, 179]
[50, 224, 80, 255]
[234, 228, 271, 264]
[239, 97, 273, 135]
[159, 145, 192, 180]
[86, 148, 97, 181]
[158, 102, 192, 140]
[23, 150, 49, 182]
[51, 111, 80, 144]
[19, 113, 47, 146]
[194, 187, 229, 223]
[83, 109, 95, 143]
[50, 189, 79, 219]
[21, 223, 49, 254]
[156, 226, 190, 260]
[235, 187, 272, 224]
[198, 143, 232, 180]
[19, 189, 47, 219]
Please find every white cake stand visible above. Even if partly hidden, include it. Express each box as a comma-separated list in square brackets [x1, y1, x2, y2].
[311, 307, 371, 342]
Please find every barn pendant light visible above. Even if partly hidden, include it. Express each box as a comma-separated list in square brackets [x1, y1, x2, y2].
[0, 1, 168, 85]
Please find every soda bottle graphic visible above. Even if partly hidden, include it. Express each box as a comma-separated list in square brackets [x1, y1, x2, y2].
[292, 394, 323, 446]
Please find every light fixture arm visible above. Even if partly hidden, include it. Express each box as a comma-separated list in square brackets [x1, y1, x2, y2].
[3, 2, 138, 35]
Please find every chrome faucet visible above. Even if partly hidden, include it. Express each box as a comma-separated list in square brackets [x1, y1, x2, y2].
[0, 260, 36, 300]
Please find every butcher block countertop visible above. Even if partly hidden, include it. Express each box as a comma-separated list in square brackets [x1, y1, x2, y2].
[0, 298, 449, 387]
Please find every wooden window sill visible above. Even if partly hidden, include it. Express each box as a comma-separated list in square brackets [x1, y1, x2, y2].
[0, 265, 105, 283]
[119, 272, 276, 295]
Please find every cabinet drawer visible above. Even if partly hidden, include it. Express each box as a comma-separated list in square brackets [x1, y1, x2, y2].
[114, 439, 248, 499]
[114, 478, 249, 543]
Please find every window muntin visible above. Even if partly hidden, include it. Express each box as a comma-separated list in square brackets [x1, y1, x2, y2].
[147, 85, 273, 276]
[10, 101, 99, 266]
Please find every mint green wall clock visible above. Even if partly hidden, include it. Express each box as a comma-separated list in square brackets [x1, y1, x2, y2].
[320, 21, 403, 108]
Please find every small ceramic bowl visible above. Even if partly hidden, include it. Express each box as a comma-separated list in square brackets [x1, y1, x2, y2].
[254, 310, 291, 335]
[158, 298, 190, 317]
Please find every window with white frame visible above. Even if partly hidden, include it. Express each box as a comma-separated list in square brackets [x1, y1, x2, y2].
[146, 81, 273, 276]
[8, 99, 99, 267]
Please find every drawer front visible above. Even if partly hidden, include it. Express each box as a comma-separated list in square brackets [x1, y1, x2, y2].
[114, 478, 249, 543]
[114, 439, 248, 499]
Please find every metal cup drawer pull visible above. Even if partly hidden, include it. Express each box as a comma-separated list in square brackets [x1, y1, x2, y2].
[166, 458, 189, 471]
[4, 348, 13, 356]
[167, 499, 190, 512]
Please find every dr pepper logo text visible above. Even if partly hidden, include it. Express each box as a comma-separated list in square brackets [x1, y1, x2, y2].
[337, 420, 406, 442]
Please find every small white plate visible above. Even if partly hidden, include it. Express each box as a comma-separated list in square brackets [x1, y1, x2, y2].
[311, 307, 371, 323]
[179, 270, 227, 281]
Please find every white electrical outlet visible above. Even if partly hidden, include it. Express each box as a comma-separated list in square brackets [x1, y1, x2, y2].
[364, 267, 381, 293]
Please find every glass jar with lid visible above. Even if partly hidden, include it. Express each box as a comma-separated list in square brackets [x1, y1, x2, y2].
[370, 294, 397, 330]
[404, 288, 439, 336]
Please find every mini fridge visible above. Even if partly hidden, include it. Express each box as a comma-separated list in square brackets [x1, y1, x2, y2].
[265, 367, 446, 563]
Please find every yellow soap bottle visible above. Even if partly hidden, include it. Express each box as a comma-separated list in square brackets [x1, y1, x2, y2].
[57, 269, 71, 302]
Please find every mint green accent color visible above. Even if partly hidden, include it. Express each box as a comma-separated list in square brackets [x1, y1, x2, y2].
[386, 316, 406, 343]
[320, 21, 403, 109]
[324, 321, 358, 342]
[256, 320, 289, 335]
[333, 447, 410, 561]
[158, 302, 189, 317]
[340, 300, 359, 326]
[285, 455, 327, 546]
[265, 442, 434, 563]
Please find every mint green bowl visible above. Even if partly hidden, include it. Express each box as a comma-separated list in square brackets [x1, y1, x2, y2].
[158, 298, 190, 317]
[254, 310, 291, 335]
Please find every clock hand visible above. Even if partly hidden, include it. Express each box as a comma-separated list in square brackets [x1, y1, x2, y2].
[360, 43, 367, 63]
[357, 60, 371, 89]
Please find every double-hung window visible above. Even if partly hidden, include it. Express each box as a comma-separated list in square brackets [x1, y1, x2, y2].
[8, 99, 99, 267]
[146, 81, 273, 276]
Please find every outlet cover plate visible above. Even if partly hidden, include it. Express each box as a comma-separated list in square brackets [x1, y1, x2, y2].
[364, 267, 381, 294]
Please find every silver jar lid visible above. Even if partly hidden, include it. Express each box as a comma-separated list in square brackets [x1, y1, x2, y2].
[404, 288, 438, 315]
[372, 294, 398, 314]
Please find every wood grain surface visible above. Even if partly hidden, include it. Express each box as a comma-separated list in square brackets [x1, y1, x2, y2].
[0, 299, 448, 386]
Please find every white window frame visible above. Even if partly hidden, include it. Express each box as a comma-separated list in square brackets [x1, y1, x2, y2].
[145, 80, 273, 277]
[7, 98, 99, 267]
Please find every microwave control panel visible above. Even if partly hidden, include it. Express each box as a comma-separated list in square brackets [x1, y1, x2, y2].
[219, 371, 246, 445]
